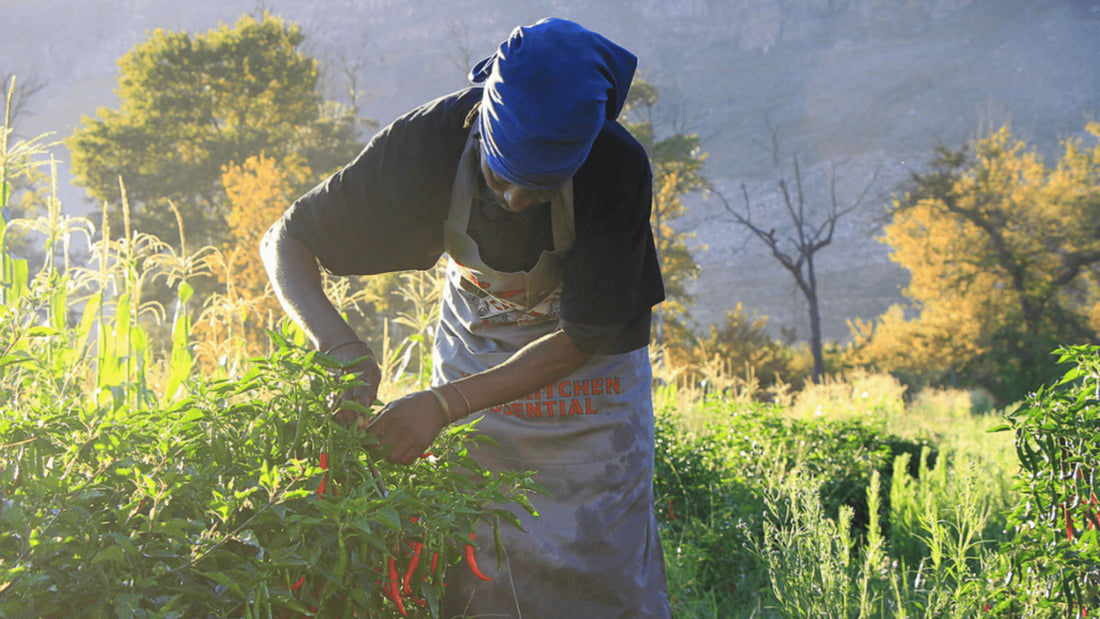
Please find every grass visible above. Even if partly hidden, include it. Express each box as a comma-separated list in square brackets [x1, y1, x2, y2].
[656, 366, 1021, 618]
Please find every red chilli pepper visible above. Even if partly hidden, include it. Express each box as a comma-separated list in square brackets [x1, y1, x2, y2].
[317, 453, 328, 497]
[430, 551, 439, 576]
[384, 556, 407, 616]
[402, 516, 422, 594]
[294, 454, 329, 606]
[1066, 504, 1076, 542]
[403, 542, 423, 594]
[465, 532, 491, 581]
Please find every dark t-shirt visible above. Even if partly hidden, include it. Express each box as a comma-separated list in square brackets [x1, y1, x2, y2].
[282, 87, 665, 354]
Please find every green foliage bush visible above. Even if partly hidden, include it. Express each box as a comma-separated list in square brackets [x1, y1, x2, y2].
[654, 408, 766, 606]
[0, 329, 536, 618]
[653, 392, 938, 613]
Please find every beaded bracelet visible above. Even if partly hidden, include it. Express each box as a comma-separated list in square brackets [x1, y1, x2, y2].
[427, 386, 453, 425]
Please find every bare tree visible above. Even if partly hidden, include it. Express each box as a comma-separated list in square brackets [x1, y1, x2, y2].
[717, 125, 877, 382]
[446, 19, 475, 75]
[328, 40, 373, 116]
[1, 72, 46, 129]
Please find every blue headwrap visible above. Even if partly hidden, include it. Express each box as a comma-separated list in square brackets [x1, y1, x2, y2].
[469, 18, 638, 190]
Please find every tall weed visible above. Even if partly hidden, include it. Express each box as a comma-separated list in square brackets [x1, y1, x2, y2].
[754, 457, 1003, 618]
[753, 469, 872, 618]
[788, 369, 907, 423]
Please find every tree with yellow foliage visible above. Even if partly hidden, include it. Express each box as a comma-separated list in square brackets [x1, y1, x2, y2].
[187, 153, 308, 363]
[850, 124, 1100, 402]
[214, 152, 389, 363]
[222, 153, 310, 299]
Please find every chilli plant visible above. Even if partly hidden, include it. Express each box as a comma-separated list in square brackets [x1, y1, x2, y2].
[993, 345, 1100, 617]
[1, 320, 538, 618]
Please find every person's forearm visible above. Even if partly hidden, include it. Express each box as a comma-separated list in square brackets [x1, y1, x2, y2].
[437, 329, 593, 420]
[261, 219, 591, 424]
[260, 220, 358, 352]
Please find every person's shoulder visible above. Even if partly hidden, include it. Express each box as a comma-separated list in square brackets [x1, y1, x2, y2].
[393, 87, 482, 129]
[363, 87, 478, 167]
[587, 121, 649, 169]
[579, 121, 650, 186]
[574, 121, 651, 202]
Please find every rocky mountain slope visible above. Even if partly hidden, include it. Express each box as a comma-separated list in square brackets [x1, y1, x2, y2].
[2, 0, 1098, 342]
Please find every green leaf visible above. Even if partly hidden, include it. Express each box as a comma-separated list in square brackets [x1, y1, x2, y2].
[198, 570, 243, 596]
[179, 408, 205, 425]
[0, 354, 32, 370]
[7, 256, 28, 299]
[74, 291, 102, 356]
[177, 279, 194, 305]
[166, 305, 193, 399]
[49, 285, 67, 332]
[422, 580, 441, 618]
[25, 325, 59, 337]
[91, 545, 126, 565]
[375, 505, 402, 532]
[113, 292, 132, 355]
[1059, 366, 1083, 385]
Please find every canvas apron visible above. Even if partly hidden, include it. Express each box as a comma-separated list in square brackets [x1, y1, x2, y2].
[433, 131, 670, 618]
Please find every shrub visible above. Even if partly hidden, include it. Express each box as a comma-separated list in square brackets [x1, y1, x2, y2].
[666, 304, 802, 392]
[653, 393, 939, 614]
[994, 345, 1100, 617]
[0, 329, 537, 618]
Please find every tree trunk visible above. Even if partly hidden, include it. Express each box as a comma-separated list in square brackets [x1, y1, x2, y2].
[807, 294, 825, 383]
[804, 255, 825, 383]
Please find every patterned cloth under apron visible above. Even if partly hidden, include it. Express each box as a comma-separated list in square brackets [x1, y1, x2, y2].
[432, 129, 670, 618]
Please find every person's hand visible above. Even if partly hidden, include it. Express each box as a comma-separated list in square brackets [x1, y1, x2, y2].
[364, 391, 449, 465]
[326, 341, 382, 429]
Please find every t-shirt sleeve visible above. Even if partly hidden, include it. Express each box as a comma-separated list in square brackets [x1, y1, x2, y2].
[559, 121, 665, 353]
[281, 89, 479, 276]
[559, 310, 653, 355]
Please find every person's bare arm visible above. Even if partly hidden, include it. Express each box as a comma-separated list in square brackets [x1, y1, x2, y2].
[365, 329, 592, 464]
[262, 218, 593, 465]
[260, 219, 381, 409]
[457, 328, 593, 409]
